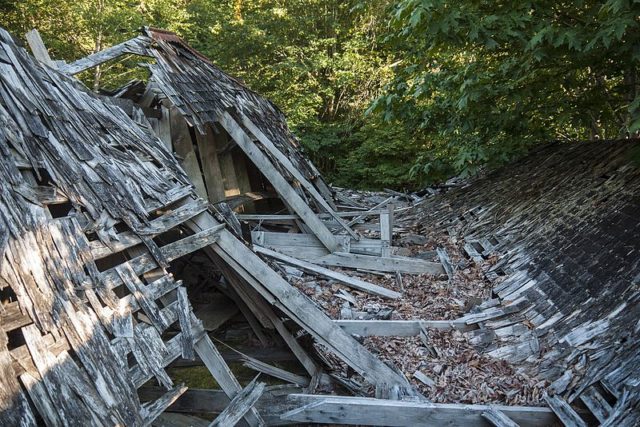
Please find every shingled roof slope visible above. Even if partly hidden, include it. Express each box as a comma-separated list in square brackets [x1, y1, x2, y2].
[143, 27, 326, 184]
[0, 25, 211, 425]
[405, 140, 640, 425]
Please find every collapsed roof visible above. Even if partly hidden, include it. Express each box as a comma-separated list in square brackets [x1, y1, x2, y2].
[0, 26, 419, 426]
[403, 139, 640, 426]
[3, 23, 639, 427]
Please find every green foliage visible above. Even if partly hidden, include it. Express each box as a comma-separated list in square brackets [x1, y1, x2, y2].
[374, 0, 640, 179]
[2, 1, 637, 189]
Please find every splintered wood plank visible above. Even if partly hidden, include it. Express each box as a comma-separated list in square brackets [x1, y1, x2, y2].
[194, 125, 226, 202]
[280, 395, 558, 427]
[90, 198, 209, 259]
[118, 264, 170, 332]
[60, 36, 150, 75]
[186, 210, 413, 391]
[171, 107, 208, 199]
[210, 378, 266, 427]
[101, 224, 225, 289]
[219, 112, 338, 252]
[482, 407, 521, 427]
[311, 252, 444, 275]
[242, 356, 310, 387]
[1, 301, 31, 331]
[544, 394, 587, 427]
[194, 334, 264, 427]
[334, 319, 475, 336]
[177, 287, 195, 360]
[240, 114, 357, 238]
[140, 385, 188, 426]
[0, 339, 37, 426]
[253, 245, 401, 299]
[19, 372, 58, 426]
[579, 386, 612, 423]
[21, 325, 100, 424]
[24, 29, 54, 67]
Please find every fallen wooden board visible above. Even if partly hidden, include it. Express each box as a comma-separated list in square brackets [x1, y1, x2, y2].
[253, 245, 401, 299]
[186, 209, 414, 392]
[194, 334, 264, 426]
[482, 407, 521, 427]
[210, 378, 265, 427]
[334, 319, 476, 336]
[299, 252, 444, 275]
[280, 395, 559, 427]
[241, 113, 358, 240]
[60, 36, 150, 75]
[219, 112, 338, 252]
[251, 230, 384, 256]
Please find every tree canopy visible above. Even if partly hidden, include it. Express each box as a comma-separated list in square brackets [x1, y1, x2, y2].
[1, 0, 639, 189]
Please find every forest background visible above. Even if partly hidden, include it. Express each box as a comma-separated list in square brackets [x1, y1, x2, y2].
[1, 0, 639, 190]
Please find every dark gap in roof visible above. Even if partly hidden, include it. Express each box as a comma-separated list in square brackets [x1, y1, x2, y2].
[47, 201, 74, 218]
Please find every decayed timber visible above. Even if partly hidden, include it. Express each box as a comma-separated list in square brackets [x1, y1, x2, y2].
[253, 245, 401, 299]
[218, 111, 339, 252]
[210, 378, 266, 427]
[25, 29, 54, 67]
[334, 319, 476, 336]
[185, 210, 415, 392]
[279, 395, 559, 427]
[240, 113, 358, 240]
[310, 252, 445, 275]
[60, 35, 151, 75]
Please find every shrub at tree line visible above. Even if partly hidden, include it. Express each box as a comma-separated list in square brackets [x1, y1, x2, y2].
[2, 0, 639, 190]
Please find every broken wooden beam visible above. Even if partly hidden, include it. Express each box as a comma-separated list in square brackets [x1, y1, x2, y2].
[253, 245, 401, 299]
[482, 407, 521, 427]
[219, 111, 339, 252]
[240, 113, 359, 240]
[25, 29, 54, 67]
[279, 394, 559, 427]
[334, 319, 476, 336]
[194, 333, 264, 426]
[186, 209, 416, 393]
[210, 378, 265, 427]
[308, 252, 445, 275]
[60, 35, 151, 75]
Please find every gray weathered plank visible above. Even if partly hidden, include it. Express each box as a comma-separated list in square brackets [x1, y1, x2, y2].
[544, 394, 587, 427]
[210, 378, 266, 427]
[482, 407, 521, 427]
[241, 113, 357, 239]
[219, 111, 338, 252]
[194, 333, 264, 427]
[253, 245, 401, 299]
[280, 394, 558, 427]
[334, 319, 475, 336]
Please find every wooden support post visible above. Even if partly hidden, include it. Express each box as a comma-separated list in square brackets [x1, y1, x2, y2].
[194, 125, 226, 203]
[218, 112, 338, 252]
[379, 203, 393, 257]
[170, 107, 208, 199]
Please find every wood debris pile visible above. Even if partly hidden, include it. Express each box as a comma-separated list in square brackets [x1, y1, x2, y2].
[5, 24, 636, 427]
